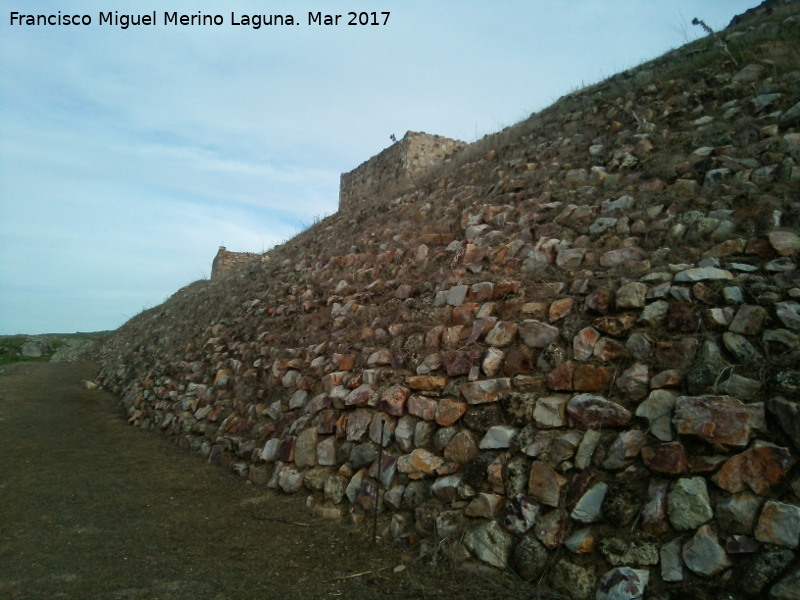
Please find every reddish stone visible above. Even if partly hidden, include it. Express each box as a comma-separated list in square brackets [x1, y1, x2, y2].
[573, 327, 601, 360]
[485, 321, 518, 347]
[593, 337, 626, 362]
[277, 436, 296, 462]
[641, 442, 689, 475]
[443, 430, 480, 464]
[405, 375, 447, 392]
[528, 461, 567, 507]
[768, 230, 800, 257]
[713, 445, 796, 494]
[460, 378, 513, 404]
[728, 304, 768, 335]
[649, 370, 682, 388]
[673, 395, 765, 447]
[468, 282, 495, 302]
[655, 339, 699, 368]
[407, 395, 437, 421]
[332, 353, 356, 371]
[593, 314, 636, 337]
[317, 409, 339, 434]
[668, 302, 699, 332]
[573, 364, 612, 392]
[435, 398, 468, 426]
[425, 325, 444, 348]
[452, 303, 480, 325]
[442, 350, 480, 376]
[585, 290, 614, 314]
[503, 345, 535, 376]
[397, 449, 444, 477]
[567, 394, 632, 429]
[547, 361, 576, 391]
[549, 298, 575, 322]
[745, 237, 775, 257]
[378, 384, 410, 417]
[465, 318, 496, 344]
[344, 384, 375, 407]
[616, 363, 650, 400]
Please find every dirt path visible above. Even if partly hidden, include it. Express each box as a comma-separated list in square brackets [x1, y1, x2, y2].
[0, 362, 528, 600]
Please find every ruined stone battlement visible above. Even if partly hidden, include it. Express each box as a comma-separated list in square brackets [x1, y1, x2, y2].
[210, 246, 260, 280]
[338, 131, 466, 213]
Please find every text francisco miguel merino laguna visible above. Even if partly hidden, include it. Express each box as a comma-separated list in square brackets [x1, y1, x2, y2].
[9, 10, 392, 29]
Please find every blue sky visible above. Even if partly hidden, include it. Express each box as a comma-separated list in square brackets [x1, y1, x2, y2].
[0, 0, 758, 334]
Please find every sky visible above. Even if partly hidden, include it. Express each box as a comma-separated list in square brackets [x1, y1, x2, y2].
[0, 0, 759, 335]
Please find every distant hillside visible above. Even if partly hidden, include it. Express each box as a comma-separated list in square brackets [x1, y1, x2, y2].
[96, 2, 800, 599]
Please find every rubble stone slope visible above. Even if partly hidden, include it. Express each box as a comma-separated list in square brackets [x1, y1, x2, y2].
[98, 3, 800, 599]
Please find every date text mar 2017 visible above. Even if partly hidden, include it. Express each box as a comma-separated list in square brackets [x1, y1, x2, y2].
[308, 12, 390, 26]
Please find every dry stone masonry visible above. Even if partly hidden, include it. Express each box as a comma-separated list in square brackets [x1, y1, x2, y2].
[98, 2, 800, 599]
[211, 246, 261, 280]
[338, 131, 466, 213]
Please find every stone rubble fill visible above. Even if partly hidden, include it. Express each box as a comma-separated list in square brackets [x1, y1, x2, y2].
[96, 2, 800, 598]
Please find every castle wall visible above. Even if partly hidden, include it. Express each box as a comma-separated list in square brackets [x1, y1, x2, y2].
[211, 246, 260, 280]
[338, 131, 466, 213]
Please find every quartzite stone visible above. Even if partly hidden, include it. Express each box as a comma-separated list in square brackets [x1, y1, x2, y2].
[536, 508, 568, 549]
[397, 448, 443, 477]
[406, 395, 437, 421]
[776, 301, 800, 331]
[394, 415, 416, 452]
[641, 442, 689, 475]
[672, 395, 764, 446]
[485, 321, 518, 346]
[712, 445, 796, 495]
[641, 481, 669, 534]
[682, 525, 731, 577]
[460, 378, 513, 404]
[519, 319, 561, 348]
[573, 364, 612, 392]
[567, 394, 632, 429]
[573, 326, 601, 360]
[661, 538, 684, 582]
[603, 430, 648, 470]
[571, 482, 608, 524]
[405, 375, 447, 392]
[463, 520, 514, 568]
[503, 494, 540, 535]
[528, 460, 567, 507]
[668, 477, 713, 531]
[479, 425, 519, 450]
[755, 501, 800, 548]
[674, 267, 734, 282]
[593, 314, 637, 337]
[434, 397, 467, 426]
[547, 361, 576, 391]
[595, 567, 649, 600]
[716, 491, 764, 534]
[443, 430, 479, 464]
[465, 492, 504, 518]
[728, 304, 768, 335]
[533, 395, 569, 428]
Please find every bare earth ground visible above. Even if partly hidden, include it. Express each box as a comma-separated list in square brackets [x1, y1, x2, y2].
[0, 362, 537, 600]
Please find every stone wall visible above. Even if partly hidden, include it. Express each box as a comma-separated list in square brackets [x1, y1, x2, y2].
[339, 131, 466, 213]
[211, 246, 260, 280]
[98, 5, 800, 600]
